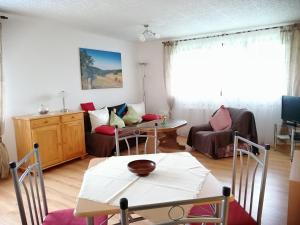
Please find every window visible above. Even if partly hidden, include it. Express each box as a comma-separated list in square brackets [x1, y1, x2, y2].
[168, 29, 287, 143]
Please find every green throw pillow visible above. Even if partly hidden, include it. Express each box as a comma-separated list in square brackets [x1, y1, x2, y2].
[110, 111, 125, 128]
[122, 106, 142, 125]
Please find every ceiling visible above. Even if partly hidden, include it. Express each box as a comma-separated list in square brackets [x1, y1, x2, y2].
[0, 0, 300, 41]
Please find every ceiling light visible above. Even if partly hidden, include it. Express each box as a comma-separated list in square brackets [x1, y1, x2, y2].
[139, 24, 160, 42]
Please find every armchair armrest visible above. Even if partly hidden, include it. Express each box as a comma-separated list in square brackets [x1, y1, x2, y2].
[190, 124, 213, 132]
[187, 123, 213, 147]
[213, 129, 233, 137]
[208, 129, 233, 148]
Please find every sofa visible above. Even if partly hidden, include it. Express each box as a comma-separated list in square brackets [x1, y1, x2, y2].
[187, 107, 258, 159]
[84, 112, 136, 157]
[82, 102, 161, 157]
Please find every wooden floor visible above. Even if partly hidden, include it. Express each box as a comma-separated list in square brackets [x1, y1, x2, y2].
[0, 138, 291, 225]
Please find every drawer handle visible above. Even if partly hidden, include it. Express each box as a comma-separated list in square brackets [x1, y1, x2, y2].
[71, 116, 75, 119]
[44, 120, 48, 123]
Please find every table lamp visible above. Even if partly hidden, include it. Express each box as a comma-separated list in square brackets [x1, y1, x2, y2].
[59, 90, 68, 112]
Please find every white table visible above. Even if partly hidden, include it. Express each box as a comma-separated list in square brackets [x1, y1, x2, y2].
[74, 153, 224, 225]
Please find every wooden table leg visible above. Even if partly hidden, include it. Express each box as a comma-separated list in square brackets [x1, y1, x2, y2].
[159, 130, 186, 150]
[143, 130, 186, 153]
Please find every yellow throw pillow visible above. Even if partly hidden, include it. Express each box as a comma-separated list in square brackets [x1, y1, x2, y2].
[109, 111, 125, 128]
[122, 106, 142, 125]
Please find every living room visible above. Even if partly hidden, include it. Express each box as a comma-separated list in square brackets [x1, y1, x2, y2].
[0, 1, 300, 225]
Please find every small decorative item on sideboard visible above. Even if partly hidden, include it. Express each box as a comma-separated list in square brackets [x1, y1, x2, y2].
[38, 104, 49, 114]
[59, 90, 69, 112]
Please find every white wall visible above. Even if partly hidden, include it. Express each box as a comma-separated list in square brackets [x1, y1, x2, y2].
[2, 14, 142, 161]
[136, 41, 168, 114]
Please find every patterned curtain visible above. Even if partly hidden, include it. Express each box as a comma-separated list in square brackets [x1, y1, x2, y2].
[0, 23, 9, 179]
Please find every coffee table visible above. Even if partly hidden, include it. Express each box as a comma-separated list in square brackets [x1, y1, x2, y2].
[137, 119, 187, 150]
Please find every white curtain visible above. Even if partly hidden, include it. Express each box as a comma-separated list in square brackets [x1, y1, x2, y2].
[281, 25, 300, 96]
[165, 28, 288, 144]
[0, 23, 9, 179]
[163, 42, 176, 116]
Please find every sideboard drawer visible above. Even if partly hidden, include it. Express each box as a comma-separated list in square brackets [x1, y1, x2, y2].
[61, 113, 83, 123]
[31, 117, 60, 128]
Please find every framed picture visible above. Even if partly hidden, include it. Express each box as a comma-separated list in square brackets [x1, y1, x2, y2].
[79, 48, 123, 89]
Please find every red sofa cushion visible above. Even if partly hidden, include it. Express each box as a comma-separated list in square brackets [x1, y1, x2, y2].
[95, 125, 115, 136]
[142, 114, 161, 121]
[80, 102, 96, 112]
[209, 105, 232, 131]
[189, 200, 257, 225]
[43, 208, 107, 225]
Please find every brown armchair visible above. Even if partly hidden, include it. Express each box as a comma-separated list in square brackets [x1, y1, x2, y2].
[187, 107, 258, 159]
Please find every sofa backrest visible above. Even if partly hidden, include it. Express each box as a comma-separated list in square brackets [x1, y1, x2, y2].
[84, 112, 92, 133]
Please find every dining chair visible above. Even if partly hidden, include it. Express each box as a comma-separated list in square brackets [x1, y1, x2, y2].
[114, 123, 158, 156]
[274, 122, 300, 161]
[189, 132, 270, 225]
[10, 143, 108, 225]
[119, 186, 231, 225]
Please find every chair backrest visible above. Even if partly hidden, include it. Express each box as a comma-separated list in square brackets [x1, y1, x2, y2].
[114, 123, 158, 156]
[232, 132, 270, 225]
[10, 143, 48, 225]
[119, 186, 231, 225]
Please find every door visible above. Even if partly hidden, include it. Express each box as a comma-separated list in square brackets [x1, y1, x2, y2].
[31, 124, 63, 168]
[62, 120, 85, 160]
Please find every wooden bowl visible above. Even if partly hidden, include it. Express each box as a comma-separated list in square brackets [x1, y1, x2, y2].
[127, 160, 156, 177]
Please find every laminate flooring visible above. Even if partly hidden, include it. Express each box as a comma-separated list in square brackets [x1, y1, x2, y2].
[0, 138, 291, 225]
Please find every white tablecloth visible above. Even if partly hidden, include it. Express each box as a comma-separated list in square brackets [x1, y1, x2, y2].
[79, 152, 210, 222]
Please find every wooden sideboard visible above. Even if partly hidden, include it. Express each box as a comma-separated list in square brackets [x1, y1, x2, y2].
[13, 111, 86, 169]
[288, 150, 300, 225]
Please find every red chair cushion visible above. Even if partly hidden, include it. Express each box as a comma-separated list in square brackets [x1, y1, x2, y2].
[95, 125, 115, 136]
[228, 200, 257, 225]
[80, 102, 96, 112]
[43, 208, 107, 225]
[189, 200, 257, 225]
[142, 114, 161, 121]
[189, 204, 215, 225]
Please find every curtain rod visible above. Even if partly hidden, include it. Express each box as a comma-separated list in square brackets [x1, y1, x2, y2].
[162, 23, 300, 45]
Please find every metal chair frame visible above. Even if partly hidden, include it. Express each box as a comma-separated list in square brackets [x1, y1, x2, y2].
[290, 124, 299, 162]
[10, 143, 48, 225]
[11, 145, 110, 225]
[114, 123, 158, 156]
[274, 122, 300, 161]
[120, 186, 231, 225]
[232, 132, 270, 225]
